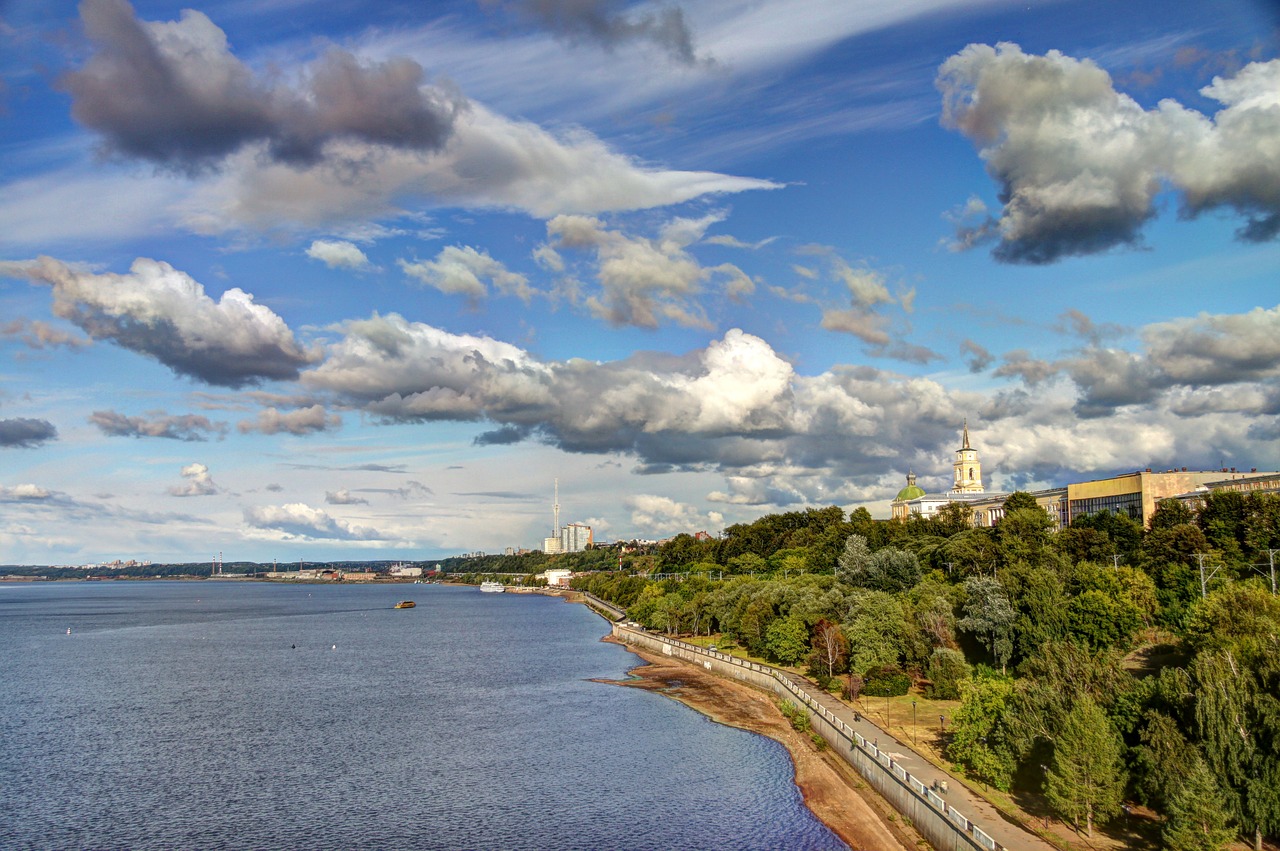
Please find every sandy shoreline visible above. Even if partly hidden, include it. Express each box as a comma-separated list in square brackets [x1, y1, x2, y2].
[595, 638, 920, 851]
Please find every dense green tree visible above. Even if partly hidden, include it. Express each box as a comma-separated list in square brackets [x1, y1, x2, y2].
[998, 506, 1056, 568]
[804, 515, 856, 573]
[925, 647, 971, 700]
[739, 596, 776, 655]
[1162, 751, 1236, 851]
[686, 590, 712, 636]
[1243, 492, 1280, 560]
[841, 589, 906, 674]
[959, 577, 1015, 672]
[909, 578, 958, 651]
[1142, 522, 1213, 622]
[1199, 490, 1249, 566]
[656, 533, 715, 570]
[1192, 648, 1274, 850]
[1133, 710, 1197, 811]
[1184, 582, 1280, 654]
[1054, 525, 1115, 566]
[1044, 695, 1127, 837]
[1065, 589, 1141, 650]
[944, 527, 998, 576]
[860, 547, 922, 592]
[932, 501, 975, 537]
[999, 563, 1069, 662]
[767, 547, 810, 577]
[1002, 491, 1041, 513]
[727, 552, 768, 575]
[835, 533, 872, 586]
[899, 534, 951, 572]
[657, 594, 687, 635]
[1073, 510, 1143, 563]
[1151, 499, 1195, 531]
[765, 616, 809, 665]
[948, 673, 1017, 790]
[1007, 640, 1132, 759]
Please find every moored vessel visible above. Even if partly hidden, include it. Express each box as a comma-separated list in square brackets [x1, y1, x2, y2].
[479, 581, 504, 593]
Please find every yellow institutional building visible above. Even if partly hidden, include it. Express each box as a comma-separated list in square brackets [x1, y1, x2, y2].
[890, 423, 1279, 528]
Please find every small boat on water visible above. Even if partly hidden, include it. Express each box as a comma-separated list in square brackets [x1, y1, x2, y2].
[394, 600, 416, 609]
[479, 581, 504, 593]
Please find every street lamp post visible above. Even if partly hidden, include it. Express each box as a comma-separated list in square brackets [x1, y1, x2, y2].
[1040, 764, 1050, 828]
[912, 698, 917, 744]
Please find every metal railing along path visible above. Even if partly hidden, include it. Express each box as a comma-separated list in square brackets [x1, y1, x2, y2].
[612, 625, 1060, 851]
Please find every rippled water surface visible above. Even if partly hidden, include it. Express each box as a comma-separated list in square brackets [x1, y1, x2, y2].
[1, 581, 845, 850]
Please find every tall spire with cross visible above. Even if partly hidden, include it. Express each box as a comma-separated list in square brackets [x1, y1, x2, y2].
[952, 420, 984, 494]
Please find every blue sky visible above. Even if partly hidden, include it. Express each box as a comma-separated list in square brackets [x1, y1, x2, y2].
[1, 0, 1278, 564]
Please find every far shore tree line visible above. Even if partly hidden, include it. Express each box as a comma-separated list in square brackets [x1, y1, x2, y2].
[566, 492, 1280, 851]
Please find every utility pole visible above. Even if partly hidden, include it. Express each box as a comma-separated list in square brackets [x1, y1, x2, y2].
[1112, 554, 1121, 570]
[1196, 552, 1223, 598]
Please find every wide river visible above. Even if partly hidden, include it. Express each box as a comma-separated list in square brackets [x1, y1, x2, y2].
[0, 581, 845, 850]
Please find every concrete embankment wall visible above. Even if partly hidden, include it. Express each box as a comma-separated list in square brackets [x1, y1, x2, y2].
[612, 624, 997, 851]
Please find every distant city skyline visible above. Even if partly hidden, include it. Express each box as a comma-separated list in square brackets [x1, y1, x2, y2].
[1, 0, 1277, 563]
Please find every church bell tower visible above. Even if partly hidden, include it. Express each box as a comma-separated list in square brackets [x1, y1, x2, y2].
[951, 420, 984, 494]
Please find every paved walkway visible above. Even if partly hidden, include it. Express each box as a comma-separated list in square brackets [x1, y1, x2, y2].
[773, 670, 1057, 851]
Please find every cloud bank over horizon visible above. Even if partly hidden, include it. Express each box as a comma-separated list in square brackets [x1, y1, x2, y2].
[1, 0, 1275, 562]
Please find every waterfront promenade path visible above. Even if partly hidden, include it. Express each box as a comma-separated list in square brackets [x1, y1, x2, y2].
[772, 670, 1058, 851]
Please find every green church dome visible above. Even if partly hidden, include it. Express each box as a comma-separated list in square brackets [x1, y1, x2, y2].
[895, 471, 925, 502]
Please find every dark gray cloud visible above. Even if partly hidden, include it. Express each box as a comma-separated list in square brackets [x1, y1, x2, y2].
[1, 256, 317, 388]
[992, 349, 1058, 386]
[0, 418, 58, 448]
[938, 44, 1280, 263]
[1056, 308, 1126, 346]
[60, 0, 464, 171]
[474, 424, 533, 445]
[960, 339, 994, 372]
[237, 405, 341, 435]
[489, 0, 700, 65]
[90, 409, 228, 441]
[359, 481, 433, 499]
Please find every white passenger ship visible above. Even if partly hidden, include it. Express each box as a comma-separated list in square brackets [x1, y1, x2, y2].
[479, 580, 505, 593]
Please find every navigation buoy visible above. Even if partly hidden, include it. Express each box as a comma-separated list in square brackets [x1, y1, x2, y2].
[331, 644, 337, 650]
[66, 627, 71, 635]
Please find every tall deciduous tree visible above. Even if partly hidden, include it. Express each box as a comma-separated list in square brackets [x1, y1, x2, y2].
[810, 618, 848, 679]
[959, 577, 1015, 673]
[765, 616, 809, 665]
[835, 533, 872, 586]
[948, 673, 1017, 790]
[864, 547, 922, 592]
[943, 527, 998, 576]
[998, 506, 1055, 568]
[1044, 695, 1127, 837]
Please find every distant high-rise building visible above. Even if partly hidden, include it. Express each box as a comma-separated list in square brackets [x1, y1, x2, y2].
[560, 523, 593, 553]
